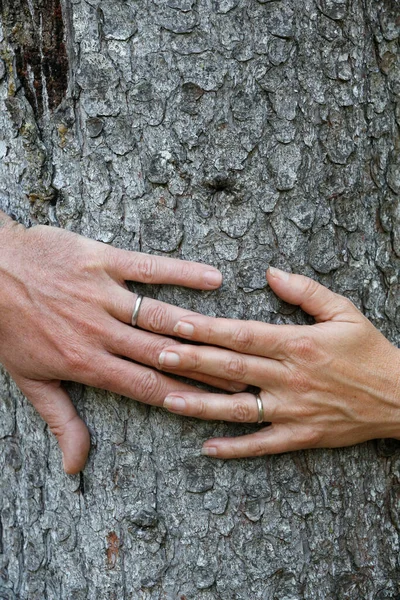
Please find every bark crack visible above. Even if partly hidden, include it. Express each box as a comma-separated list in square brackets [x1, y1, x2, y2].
[1, 0, 68, 119]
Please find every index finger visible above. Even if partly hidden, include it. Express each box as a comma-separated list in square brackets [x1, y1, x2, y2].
[172, 315, 302, 359]
[105, 247, 223, 290]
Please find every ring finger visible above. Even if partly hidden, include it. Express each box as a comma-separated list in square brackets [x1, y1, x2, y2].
[162, 390, 285, 423]
[105, 285, 198, 335]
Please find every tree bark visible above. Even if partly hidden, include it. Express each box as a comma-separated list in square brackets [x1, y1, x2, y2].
[0, 0, 399, 598]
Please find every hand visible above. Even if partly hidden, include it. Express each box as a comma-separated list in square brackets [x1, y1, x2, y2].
[158, 267, 400, 458]
[0, 215, 241, 474]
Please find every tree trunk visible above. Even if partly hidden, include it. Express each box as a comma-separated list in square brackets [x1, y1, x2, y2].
[0, 0, 399, 598]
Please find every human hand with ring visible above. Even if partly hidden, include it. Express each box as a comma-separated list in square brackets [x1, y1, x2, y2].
[159, 267, 400, 458]
[0, 211, 245, 474]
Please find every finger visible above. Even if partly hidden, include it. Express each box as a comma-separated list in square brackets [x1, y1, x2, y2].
[267, 267, 361, 323]
[202, 423, 320, 458]
[82, 354, 214, 407]
[105, 246, 222, 290]
[104, 287, 200, 332]
[18, 378, 90, 475]
[158, 344, 286, 387]
[170, 314, 300, 359]
[162, 390, 284, 423]
[103, 319, 246, 392]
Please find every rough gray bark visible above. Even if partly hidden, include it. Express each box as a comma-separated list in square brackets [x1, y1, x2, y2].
[0, 0, 399, 598]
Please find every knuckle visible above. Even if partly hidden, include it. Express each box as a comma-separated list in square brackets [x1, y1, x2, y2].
[88, 359, 127, 390]
[106, 327, 127, 352]
[193, 398, 208, 419]
[85, 249, 105, 274]
[135, 255, 157, 284]
[225, 357, 247, 381]
[178, 262, 194, 283]
[134, 369, 161, 403]
[189, 351, 203, 371]
[287, 369, 312, 394]
[231, 326, 254, 352]
[303, 278, 321, 302]
[285, 336, 316, 362]
[231, 400, 253, 422]
[63, 346, 87, 374]
[299, 427, 322, 448]
[49, 421, 66, 440]
[49, 414, 75, 441]
[77, 317, 99, 338]
[205, 323, 215, 343]
[336, 295, 356, 314]
[107, 248, 130, 278]
[202, 320, 218, 344]
[146, 304, 169, 333]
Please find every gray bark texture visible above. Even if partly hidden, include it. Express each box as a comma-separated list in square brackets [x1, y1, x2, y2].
[0, 0, 400, 598]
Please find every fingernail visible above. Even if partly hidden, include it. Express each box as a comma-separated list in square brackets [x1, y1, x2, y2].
[204, 270, 222, 287]
[268, 266, 290, 281]
[159, 351, 181, 367]
[201, 446, 218, 457]
[164, 395, 186, 412]
[230, 383, 246, 392]
[173, 321, 194, 337]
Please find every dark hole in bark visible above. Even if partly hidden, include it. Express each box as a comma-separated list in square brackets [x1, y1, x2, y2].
[205, 173, 234, 193]
[1, 0, 68, 118]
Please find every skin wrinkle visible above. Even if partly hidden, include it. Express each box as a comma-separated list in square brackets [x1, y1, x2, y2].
[160, 271, 400, 454]
[0, 214, 236, 476]
[1, 0, 399, 594]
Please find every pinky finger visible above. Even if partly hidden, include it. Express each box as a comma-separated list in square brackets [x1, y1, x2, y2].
[202, 424, 319, 459]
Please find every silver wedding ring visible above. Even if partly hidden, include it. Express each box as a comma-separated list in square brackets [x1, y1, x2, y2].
[131, 294, 144, 327]
[255, 394, 264, 424]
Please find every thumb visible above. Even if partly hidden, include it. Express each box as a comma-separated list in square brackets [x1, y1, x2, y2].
[19, 378, 90, 474]
[267, 267, 360, 323]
